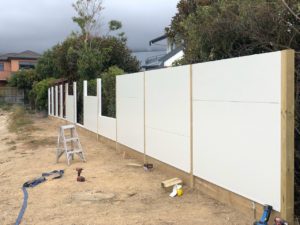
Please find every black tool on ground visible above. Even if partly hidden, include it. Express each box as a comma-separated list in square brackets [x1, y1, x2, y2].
[143, 163, 153, 171]
[76, 167, 85, 182]
[274, 217, 288, 225]
[253, 205, 273, 225]
[15, 170, 64, 225]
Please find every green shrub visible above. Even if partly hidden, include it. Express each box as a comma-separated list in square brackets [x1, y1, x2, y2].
[0, 101, 12, 111]
[8, 69, 38, 89]
[102, 66, 124, 117]
[87, 79, 97, 96]
[30, 78, 55, 110]
[8, 69, 39, 105]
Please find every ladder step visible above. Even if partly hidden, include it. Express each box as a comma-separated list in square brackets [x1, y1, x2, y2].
[65, 137, 79, 142]
[67, 150, 84, 154]
[61, 124, 76, 130]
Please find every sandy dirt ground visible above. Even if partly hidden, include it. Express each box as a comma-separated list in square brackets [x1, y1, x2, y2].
[0, 109, 253, 225]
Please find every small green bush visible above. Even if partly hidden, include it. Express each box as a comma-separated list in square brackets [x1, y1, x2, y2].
[101, 66, 124, 118]
[0, 101, 12, 111]
[30, 78, 55, 110]
[8, 69, 38, 89]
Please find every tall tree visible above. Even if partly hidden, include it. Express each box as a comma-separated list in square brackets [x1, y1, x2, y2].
[167, 0, 300, 64]
[72, 0, 104, 43]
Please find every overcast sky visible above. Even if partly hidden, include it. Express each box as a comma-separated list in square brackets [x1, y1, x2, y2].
[0, 0, 179, 54]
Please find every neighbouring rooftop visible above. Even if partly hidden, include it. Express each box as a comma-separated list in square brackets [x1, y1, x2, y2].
[0, 50, 41, 61]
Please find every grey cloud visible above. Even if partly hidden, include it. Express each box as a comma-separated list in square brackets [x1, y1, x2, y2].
[0, 0, 179, 53]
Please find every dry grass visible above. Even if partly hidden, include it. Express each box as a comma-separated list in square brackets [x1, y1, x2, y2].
[6, 140, 16, 145]
[26, 136, 56, 148]
[8, 106, 34, 134]
[8, 146, 17, 151]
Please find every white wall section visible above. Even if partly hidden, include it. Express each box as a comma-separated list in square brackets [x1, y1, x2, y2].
[83, 80, 98, 133]
[60, 84, 63, 118]
[66, 95, 74, 123]
[192, 51, 281, 211]
[116, 72, 144, 153]
[65, 83, 76, 123]
[55, 86, 58, 116]
[145, 66, 191, 172]
[51, 87, 54, 116]
[48, 88, 50, 115]
[84, 96, 98, 133]
[99, 116, 116, 141]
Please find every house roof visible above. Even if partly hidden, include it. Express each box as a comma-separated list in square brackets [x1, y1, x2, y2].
[0, 50, 41, 61]
[142, 46, 184, 70]
[159, 46, 184, 66]
[149, 34, 168, 46]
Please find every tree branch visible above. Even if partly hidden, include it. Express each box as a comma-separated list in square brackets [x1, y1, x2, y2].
[281, 0, 300, 21]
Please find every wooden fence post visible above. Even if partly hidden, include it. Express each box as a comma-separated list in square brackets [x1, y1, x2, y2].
[281, 49, 295, 224]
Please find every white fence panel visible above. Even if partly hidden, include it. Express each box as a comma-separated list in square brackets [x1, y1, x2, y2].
[192, 51, 281, 211]
[99, 116, 116, 141]
[60, 84, 63, 118]
[116, 72, 144, 153]
[145, 66, 191, 172]
[66, 95, 74, 122]
[51, 87, 54, 116]
[55, 86, 58, 116]
[84, 96, 98, 133]
[48, 88, 50, 115]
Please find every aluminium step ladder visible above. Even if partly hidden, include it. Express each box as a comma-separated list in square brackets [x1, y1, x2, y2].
[56, 124, 86, 165]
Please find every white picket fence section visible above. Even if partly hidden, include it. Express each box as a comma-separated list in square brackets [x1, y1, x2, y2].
[48, 50, 294, 213]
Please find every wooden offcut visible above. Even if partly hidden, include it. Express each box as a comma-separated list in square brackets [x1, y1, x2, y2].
[126, 163, 143, 167]
[161, 178, 183, 188]
[280, 49, 295, 224]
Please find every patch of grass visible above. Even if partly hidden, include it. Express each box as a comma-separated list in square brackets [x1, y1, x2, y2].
[26, 137, 55, 148]
[6, 140, 16, 145]
[0, 101, 12, 111]
[8, 146, 17, 151]
[8, 106, 34, 133]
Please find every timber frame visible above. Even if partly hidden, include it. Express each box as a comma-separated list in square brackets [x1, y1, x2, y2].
[281, 49, 295, 224]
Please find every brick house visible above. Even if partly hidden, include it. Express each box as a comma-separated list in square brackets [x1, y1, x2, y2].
[0, 50, 41, 86]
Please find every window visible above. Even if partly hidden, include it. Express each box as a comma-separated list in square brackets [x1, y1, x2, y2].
[19, 61, 36, 70]
[0, 63, 4, 71]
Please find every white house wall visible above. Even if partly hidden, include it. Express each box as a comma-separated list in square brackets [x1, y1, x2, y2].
[192, 51, 281, 211]
[164, 50, 184, 67]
